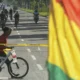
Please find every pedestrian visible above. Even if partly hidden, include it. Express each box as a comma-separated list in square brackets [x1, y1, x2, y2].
[14, 11, 20, 28]
[0, 11, 6, 29]
[9, 8, 13, 20]
[4, 8, 8, 18]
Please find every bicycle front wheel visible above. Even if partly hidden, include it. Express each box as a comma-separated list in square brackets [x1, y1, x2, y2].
[8, 57, 29, 78]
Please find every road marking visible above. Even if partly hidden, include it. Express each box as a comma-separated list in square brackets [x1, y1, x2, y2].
[31, 55, 36, 60]
[21, 39, 24, 41]
[18, 33, 20, 35]
[0, 77, 9, 79]
[27, 48, 31, 52]
[10, 21, 13, 24]
[44, 26, 47, 27]
[37, 64, 43, 70]
[38, 47, 40, 51]
[17, 31, 19, 32]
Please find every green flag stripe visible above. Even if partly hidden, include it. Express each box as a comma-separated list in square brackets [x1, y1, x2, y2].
[47, 62, 74, 80]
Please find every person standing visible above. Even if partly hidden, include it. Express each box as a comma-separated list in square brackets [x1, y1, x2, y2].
[14, 11, 20, 28]
[0, 11, 6, 29]
[9, 8, 13, 20]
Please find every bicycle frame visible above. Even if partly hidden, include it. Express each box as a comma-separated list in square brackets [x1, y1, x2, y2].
[0, 48, 29, 78]
[0, 51, 12, 67]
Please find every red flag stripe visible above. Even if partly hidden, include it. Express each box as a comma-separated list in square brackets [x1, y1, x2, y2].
[56, 0, 80, 28]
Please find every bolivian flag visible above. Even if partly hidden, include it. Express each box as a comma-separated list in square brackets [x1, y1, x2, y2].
[48, 0, 80, 80]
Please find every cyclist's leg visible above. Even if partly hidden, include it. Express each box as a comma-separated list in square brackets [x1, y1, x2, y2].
[0, 53, 6, 64]
[0, 53, 12, 71]
[0, 53, 11, 71]
[15, 19, 17, 28]
[0, 53, 5, 71]
[5, 16, 7, 23]
[10, 14, 12, 20]
[0, 53, 10, 67]
[16, 18, 19, 28]
[5, 53, 19, 76]
[11, 14, 12, 20]
[14, 20, 16, 27]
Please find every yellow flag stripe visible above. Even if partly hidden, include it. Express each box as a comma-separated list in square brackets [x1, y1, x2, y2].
[70, 21, 80, 47]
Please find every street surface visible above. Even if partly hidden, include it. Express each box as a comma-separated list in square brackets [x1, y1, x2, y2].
[0, 9, 48, 80]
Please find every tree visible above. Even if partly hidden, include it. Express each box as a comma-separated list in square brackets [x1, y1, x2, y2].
[6, 0, 50, 12]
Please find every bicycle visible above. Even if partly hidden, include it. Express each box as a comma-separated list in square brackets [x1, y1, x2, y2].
[0, 47, 29, 79]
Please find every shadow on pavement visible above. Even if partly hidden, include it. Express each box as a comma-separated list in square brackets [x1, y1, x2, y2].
[9, 34, 48, 39]
[6, 22, 48, 26]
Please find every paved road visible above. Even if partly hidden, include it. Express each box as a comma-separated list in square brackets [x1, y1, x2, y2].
[0, 10, 48, 80]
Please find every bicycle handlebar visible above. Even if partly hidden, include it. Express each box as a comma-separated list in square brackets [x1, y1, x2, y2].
[6, 46, 14, 49]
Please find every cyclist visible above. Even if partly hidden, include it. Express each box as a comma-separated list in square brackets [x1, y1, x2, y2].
[0, 11, 6, 29]
[2, 8, 8, 22]
[4, 8, 8, 20]
[33, 9, 39, 16]
[9, 8, 13, 20]
[0, 27, 18, 77]
[33, 9, 39, 23]
[14, 11, 19, 28]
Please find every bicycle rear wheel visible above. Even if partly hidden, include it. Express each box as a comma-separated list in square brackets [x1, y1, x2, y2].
[8, 57, 29, 78]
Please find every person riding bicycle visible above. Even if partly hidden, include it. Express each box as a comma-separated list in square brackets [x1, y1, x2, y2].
[3, 8, 8, 20]
[0, 27, 19, 78]
[14, 11, 19, 28]
[0, 11, 6, 29]
[33, 9, 39, 23]
[33, 9, 39, 17]
[0, 27, 13, 76]
[9, 8, 13, 20]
